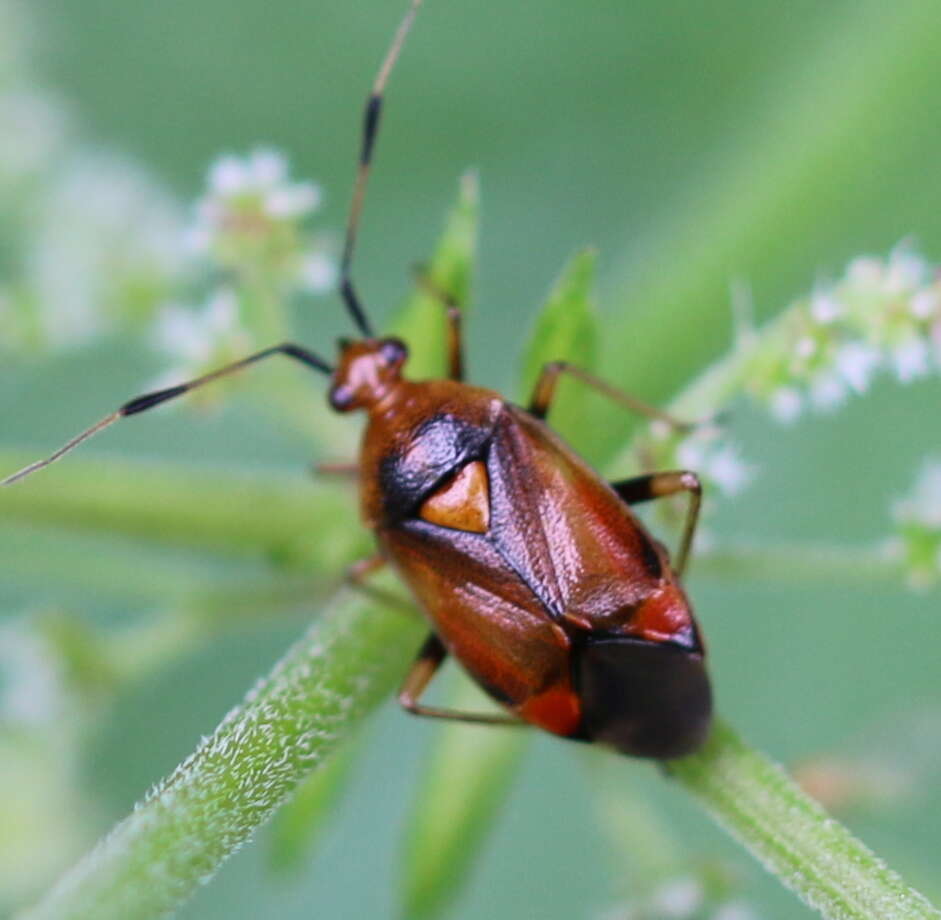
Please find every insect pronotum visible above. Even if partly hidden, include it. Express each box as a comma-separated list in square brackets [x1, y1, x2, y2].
[4, 0, 711, 760]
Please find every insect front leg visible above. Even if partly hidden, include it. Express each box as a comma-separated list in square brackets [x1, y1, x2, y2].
[399, 633, 522, 726]
[527, 361, 693, 430]
[610, 471, 702, 576]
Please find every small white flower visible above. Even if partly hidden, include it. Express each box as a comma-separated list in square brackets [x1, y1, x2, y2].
[834, 342, 880, 393]
[153, 288, 250, 368]
[795, 335, 816, 360]
[650, 878, 702, 918]
[706, 444, 754, 496]
[893, 460, 941, 528]
[188, 148, 325, 272]
[27, 151, 184, 349]
[886, 246, 927, 293]
[247, 147, 287, 186]
[809, 371, 848, 412]
[910, 288, 940, 320]
[712, 902, 759, 920]
[299, 250, 337, 293]
[769, 386, 802, 424]
[847, 256, 883, 287]
[263, 180, 320, 219]
[810, 291, 842, 324]
[891, 337, 930, 383]
[675, 438, 705, 471]
[208, 154, 250, 195]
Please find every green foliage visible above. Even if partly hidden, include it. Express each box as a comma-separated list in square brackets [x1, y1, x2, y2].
[391, 171, 479, 381]
[401, 681, 527, 920]
[672, 721, 941, 920]
[519, 247, 599, 442]
[19, 594, 423, 920]
[9, 181, 940, 920]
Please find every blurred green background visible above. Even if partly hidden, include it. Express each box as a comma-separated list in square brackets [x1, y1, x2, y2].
[3, 0, 941, 917]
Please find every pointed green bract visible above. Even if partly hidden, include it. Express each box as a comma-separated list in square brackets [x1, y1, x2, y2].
[400, 679, 527, 920]
[519, 248, 599, 446]
[391, 171, 479, 381]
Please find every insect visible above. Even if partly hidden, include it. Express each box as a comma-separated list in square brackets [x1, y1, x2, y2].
[3, 0, 711, 759]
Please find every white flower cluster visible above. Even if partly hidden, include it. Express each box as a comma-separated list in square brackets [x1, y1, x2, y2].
[27, 152, 185, 349]
[184, 147, 335, 294]
[0, 0, 185, 353]
[148, 148, 337, 383]
[674, 426, 754, 498]
[885, 459, 941, 590]
[746, 245, 941, 423]
[1, 10, 335, 360]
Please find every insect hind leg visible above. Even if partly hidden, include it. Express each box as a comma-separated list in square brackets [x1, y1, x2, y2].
[610, 471, 702, 576]
[399, 633, 522, 726]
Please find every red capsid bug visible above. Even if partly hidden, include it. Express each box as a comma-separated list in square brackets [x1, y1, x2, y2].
[2, 0, 711, 760]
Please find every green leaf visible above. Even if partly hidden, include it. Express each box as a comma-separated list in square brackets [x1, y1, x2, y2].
[391, 171, 479, 381]
[519, 247, 599, 446]
[401, 679, 527, 920]
[19, 592, 423, 920]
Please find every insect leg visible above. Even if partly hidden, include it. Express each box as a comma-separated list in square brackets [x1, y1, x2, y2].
[399, 633, 523, 725]
[412, 265, 464, 380]
[2, 343, 332, 486]
[610, 471, 702, 576]
[344, 555, 416, 614]
[528, 361, 692, 430]
[340, 0, 423, 338]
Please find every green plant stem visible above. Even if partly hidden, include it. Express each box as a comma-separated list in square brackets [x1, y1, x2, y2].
[671, 721, 941, 920]
[17, 592, 422, 920]
[0, 450, 369, 567]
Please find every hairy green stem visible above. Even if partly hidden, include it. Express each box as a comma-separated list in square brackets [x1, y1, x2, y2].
[17, 593, 422, 920]
[671, 721, 940, 920]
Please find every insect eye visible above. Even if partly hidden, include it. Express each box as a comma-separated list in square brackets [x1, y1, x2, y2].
[380, 337, 408, 366]
[329, 384, 354, 411]
[419, 460, 490, 533]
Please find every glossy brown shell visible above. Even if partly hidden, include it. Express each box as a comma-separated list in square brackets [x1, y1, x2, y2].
[357, 378, 711, 758]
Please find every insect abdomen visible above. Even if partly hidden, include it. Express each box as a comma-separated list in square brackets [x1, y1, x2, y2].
[573, 636, 712, 759]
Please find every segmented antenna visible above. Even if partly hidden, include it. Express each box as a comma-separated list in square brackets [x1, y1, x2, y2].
[339, 0, 424, 339]
[2, 343, 332, 486]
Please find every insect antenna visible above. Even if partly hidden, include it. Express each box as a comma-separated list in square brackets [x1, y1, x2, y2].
[2, 343, 332, 486]
[339, 0, 423, 340]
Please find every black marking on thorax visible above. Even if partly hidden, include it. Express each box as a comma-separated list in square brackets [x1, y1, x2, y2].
[378, 413, 494, 522]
